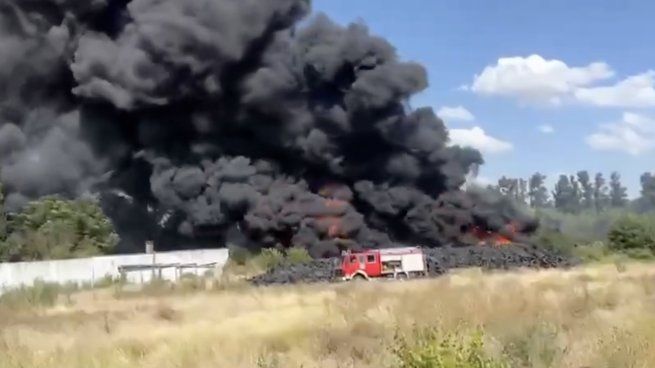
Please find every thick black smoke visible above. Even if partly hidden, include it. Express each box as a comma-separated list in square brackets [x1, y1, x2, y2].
[0, 0, 536, 256]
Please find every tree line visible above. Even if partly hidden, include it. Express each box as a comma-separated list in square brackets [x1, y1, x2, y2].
[488, 171, 655, 214]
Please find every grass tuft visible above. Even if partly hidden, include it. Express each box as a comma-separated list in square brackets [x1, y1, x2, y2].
[0, 279, 71, 309]
[390, 325, 509, 368]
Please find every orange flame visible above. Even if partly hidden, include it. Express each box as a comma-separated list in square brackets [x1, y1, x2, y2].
[471, 222, 516, 246]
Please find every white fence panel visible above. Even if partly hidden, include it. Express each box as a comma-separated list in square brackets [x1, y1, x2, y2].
[0, 249, 229, 294]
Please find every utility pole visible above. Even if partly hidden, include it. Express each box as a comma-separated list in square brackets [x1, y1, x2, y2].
[145, 240, 157, 280]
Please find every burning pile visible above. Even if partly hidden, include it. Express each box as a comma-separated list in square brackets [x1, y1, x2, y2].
[1, 0, 536, 256]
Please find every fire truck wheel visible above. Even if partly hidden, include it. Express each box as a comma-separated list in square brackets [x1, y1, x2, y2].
[352, 274, 367, 282]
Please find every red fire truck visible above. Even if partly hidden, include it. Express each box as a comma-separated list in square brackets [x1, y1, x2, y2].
[339, 246, 428, 281]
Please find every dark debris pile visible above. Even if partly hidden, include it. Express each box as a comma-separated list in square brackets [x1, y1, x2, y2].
[248, 244, 579, 286]
[249, 258, 340, 286]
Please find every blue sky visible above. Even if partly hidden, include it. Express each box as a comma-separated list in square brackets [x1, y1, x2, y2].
[311, 0, 655, 197]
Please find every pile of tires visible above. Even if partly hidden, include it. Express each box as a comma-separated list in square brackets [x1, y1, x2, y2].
[423, 243, 577, 276]
[249, 258, 338, 286]
[248, 243, 577, 286]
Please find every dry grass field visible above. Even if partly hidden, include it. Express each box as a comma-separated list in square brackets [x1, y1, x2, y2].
[1, 262, 655, 368]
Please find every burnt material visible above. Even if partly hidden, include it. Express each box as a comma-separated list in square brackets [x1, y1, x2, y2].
[249, 244, 577, 286]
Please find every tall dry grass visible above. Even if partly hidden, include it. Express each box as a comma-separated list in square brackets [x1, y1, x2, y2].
[1, 262, 654, 367]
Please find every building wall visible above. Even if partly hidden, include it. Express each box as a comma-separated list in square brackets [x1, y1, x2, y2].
[0, 249, 229, 293]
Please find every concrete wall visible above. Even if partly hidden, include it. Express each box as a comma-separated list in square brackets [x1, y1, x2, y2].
[0, 249, 229, 293]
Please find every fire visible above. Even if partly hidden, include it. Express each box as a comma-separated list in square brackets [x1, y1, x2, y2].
[471, 222, 517, 246]
[316, 185, 349, 239]
[490, 234, 511, 246]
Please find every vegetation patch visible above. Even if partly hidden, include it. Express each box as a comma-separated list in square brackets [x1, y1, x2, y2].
[390, 326, 509, 368]
[0, 280, 72, 309]
[0, 194, 118, 262]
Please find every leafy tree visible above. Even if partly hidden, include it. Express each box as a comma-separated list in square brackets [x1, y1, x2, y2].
[517, 178, 528, 205]
[497, 176, 517, 199]
[552, 175, 579, 213]
[552, 175, 568, 211]
[0, 196, 118, 262]
[497, 176, 527, 205]
[609, 172, 628, 208]
[570, 175, 582, 212]
[528, 172, 549, 208]
[593, 173, 609, 213]
[576, 170, 594, 210]
[639, 172, 655, 210]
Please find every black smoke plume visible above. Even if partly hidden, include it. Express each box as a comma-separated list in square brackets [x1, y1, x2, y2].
[0, 0, 536, 257]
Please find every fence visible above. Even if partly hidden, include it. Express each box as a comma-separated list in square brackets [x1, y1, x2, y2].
[0, 249, 229, 294]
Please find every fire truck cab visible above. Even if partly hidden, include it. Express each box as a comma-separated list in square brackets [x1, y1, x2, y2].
[339, 246, 428, 281]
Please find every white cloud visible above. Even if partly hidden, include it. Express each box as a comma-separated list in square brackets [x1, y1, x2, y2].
[586, 112, 655, 155]
[467, 55, 655, 109]
[449, 126, 513, 154]
[538, 124, 555, 134]
[574, 71, 655, 108]
[468, 54, 614, 105]
[437, 105, 475, 122]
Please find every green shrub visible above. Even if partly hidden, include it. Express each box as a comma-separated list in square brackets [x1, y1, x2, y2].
[622, 248, 655, 260]
[255, 248, 285, 271]
[285, 247, 312, 265]
[607, 214, 655, 255]
[390, 326, 509, 368]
